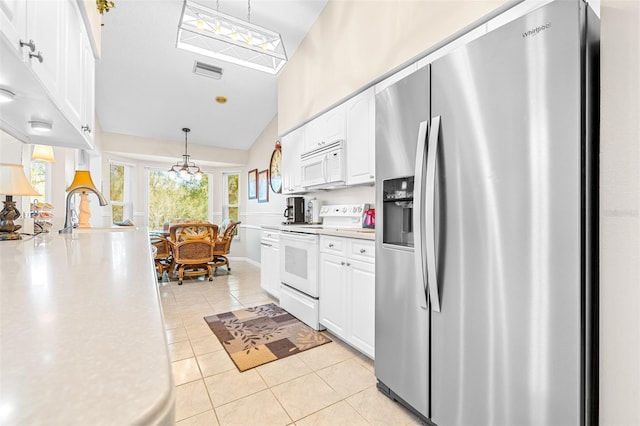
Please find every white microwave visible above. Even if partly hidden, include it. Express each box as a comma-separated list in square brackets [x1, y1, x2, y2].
[300, 140, 345, 189]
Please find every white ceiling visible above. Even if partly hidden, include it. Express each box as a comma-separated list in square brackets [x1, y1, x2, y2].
[96, 0, 327, 152]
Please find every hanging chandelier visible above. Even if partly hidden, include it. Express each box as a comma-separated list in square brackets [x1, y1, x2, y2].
[168, 128, 203, 181]
[176, 0, 287, 74]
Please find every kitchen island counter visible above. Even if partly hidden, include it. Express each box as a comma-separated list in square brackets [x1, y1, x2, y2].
[0, 227, 174, 425]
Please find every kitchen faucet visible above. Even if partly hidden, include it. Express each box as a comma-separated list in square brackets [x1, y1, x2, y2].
[59, 186, 108, 234]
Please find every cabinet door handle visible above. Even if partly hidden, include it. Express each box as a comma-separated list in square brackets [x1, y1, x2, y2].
[341, 261, 345, 266]
[29, 51, 44, 63]
[82, 125, 92, 134]
[360, 249, 366, 254]
[328, 243, 334, 248]
[346, 262, 351, 267]
[19, 39, 36, 52]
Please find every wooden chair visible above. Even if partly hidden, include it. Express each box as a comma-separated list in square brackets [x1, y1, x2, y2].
[150, 234, 172, 280]
[211, 220, 241, 274]
[169, 222, 218, 285]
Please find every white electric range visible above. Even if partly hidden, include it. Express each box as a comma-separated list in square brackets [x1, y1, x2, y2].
[278, 204, 369, 330]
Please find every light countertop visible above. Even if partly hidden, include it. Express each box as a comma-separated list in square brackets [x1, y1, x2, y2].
[0, 227, 174, 425]
[262, 224, 375, 241]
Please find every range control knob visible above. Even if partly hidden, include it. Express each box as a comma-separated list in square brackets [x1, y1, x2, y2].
[358, 206, 363, 212]
[352, 207, 357, 213]
[342, 207, 347, 213]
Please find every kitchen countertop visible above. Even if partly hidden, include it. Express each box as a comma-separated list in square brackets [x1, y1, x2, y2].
[262, 224, 375, 241]
[0, 227, 174, 425]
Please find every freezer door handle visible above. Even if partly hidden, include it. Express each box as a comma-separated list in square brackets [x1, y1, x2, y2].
[413, 120, 429, 310]
[426, 115, 441, 312]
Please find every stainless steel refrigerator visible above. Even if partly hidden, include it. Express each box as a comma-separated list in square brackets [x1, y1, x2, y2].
[374, 1, 599, 425]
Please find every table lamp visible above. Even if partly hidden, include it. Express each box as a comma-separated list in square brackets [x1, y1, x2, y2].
[31, 145, 56, 163]
[0, 163, 41, 241]
[66, 170, 105, 228]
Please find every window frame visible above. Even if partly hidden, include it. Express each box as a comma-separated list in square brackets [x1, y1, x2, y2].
[29, 161, 51, 204]
[221, 171, 240, 222]
[221, 171, 240, 238]
[109, 161, 133, 224]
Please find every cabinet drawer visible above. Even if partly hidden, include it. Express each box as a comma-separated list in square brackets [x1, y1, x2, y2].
[320, 235, 346, 256]
[350, 240, 375, 262]
[261, 230, 280, 242]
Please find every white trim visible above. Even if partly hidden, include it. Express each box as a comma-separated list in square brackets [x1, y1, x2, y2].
[243, 212, 283, 217]
[109, 159, 137, 168]
[241, 224, 263, 231]
[228, 256, 261, 268]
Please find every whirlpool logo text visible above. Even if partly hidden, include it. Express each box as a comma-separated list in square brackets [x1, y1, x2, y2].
[522, 22, 551, 38]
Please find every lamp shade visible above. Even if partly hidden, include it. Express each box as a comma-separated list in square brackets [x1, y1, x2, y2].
[66, 170, 99, 192]
[32, 145, 56, 163]
[0, 163, 41, 196]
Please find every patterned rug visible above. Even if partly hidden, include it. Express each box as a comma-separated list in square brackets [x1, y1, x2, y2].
[204, 303, 332, 372]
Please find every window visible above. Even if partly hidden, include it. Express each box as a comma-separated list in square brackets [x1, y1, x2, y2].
[222, 172, 239, 222]
[29, 162, 48, 204]
[110, 162, 132, 224]
[147, 169, 210, 231]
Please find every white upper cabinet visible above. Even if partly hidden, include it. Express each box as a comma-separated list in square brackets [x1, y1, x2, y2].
[304, 103, 346, 153]
[282, 126, 305, 194]
[345, 87, 375, 186]
[26, 0, 63, 100]
[62, 0, 95, 145]
[81, 33, 95, 144]
[0, 0, 27, 56]
[62, 0, 84, 130]
[0, 0, 95, 150]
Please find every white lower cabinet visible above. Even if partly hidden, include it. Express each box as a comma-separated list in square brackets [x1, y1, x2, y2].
[319, 235, 375, 358]
[319, 253, 348, 337]
[260, 230, 280, 299]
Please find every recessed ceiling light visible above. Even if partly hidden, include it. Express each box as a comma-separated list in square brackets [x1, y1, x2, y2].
[216, 96, 227, 104]
[29, 120, 53, 132]
[0, 88, 15, 103]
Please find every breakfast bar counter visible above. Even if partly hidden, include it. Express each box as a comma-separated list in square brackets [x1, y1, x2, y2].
[0, 227, 174, 425]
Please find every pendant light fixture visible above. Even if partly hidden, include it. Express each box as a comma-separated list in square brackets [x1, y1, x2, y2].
[176, 0, 287, 74]
[168, 128, 203, 181]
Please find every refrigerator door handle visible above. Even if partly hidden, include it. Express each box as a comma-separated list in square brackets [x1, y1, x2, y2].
[426, 115, 441, 312]
[413, 120, 429, 310]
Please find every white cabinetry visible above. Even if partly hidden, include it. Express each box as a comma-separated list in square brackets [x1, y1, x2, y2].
[281, 126, 304, 194]
[319, 235, 375, 358]
[0, 0, 95, 150]
[26, 0, 63, 99]
[345, 87, 375, 186]
[304, 103, 346, 153]
[260, 230, 280, 299]
[63, 0, 95, 145]
[0, 0, 26, 56]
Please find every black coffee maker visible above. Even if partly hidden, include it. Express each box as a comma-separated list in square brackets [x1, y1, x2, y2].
[283, 197, 305, 224]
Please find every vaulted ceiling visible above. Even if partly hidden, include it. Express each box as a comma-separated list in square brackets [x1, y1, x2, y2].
[96, 0, 327, 152]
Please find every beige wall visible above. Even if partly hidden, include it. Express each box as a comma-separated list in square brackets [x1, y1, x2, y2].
[599, 1, 640, 424]
[277, 0, 506, 133]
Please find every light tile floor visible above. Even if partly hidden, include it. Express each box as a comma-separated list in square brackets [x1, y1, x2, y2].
[159, 261, 424, 426]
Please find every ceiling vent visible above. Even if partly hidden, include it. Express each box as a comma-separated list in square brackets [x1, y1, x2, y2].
[193, 61, 223, 80]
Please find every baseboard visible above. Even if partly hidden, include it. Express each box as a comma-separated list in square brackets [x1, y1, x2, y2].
[228, 256, 260, 268]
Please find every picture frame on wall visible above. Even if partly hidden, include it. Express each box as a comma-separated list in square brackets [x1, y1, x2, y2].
[258, 169, 269, 203]
[248, 169, 257, 200]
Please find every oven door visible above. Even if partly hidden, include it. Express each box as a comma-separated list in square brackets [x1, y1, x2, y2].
[279, 231, 319, 297]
